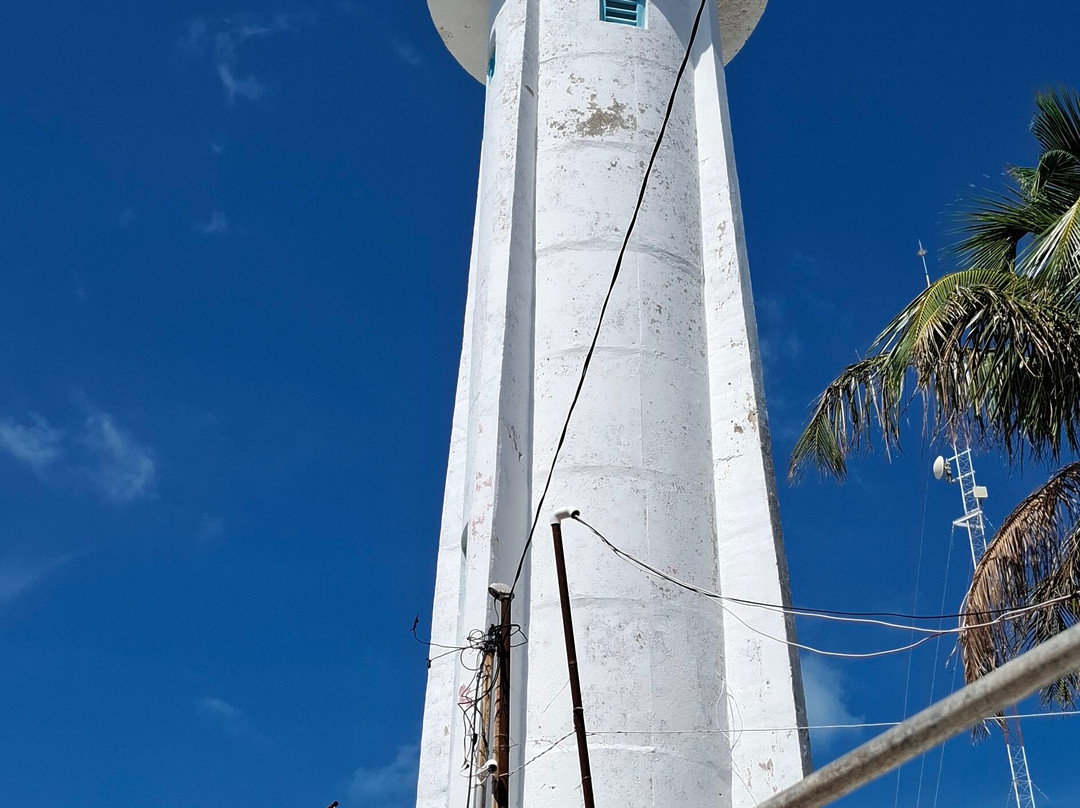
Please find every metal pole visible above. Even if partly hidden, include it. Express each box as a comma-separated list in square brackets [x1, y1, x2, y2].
[478, 651, 494, 769]
[489, 583, 513, 808]
[550, 508, 597, 808]
[757, 622, 1080, 808]
[471, 649, 495, 808]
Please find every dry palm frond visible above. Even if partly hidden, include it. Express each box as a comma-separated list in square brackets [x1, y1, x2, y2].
[960, 460, 1080, 708]
[788, 87, 1080, 709]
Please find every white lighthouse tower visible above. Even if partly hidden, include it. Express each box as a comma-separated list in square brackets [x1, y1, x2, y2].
[418, 1, 811, 807]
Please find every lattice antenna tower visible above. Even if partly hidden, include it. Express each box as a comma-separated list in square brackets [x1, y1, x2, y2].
[923, 241, 1037, 808]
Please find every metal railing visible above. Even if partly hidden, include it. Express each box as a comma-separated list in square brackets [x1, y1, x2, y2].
[755, 623, 1080, 808]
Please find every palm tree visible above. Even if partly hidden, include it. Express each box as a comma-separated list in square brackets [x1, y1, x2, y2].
[789, 88, 1080, 707]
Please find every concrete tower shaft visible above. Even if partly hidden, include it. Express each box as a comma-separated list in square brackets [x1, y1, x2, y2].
[428, 0, 768, 81]
[417, 2, 810, 808]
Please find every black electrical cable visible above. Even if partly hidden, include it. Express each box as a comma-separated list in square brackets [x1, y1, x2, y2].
[509, 0, 711, 595]
[572, 513, 1080, 623]
[411, 617, 476, 652]
[462, 656, 486, 807]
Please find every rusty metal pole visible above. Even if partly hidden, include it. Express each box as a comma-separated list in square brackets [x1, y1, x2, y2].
[477, 652, 494, 769]
[550, 509, 597, 808]
[489, 583, 513, 808]
[474, 649, 494, 808]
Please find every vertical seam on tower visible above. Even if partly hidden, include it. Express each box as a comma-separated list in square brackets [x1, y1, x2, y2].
[513, 0, 541, 802]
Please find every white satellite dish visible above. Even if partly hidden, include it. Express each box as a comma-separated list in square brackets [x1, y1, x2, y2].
[933, 456, 946, 480]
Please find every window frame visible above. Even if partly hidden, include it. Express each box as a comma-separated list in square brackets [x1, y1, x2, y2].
[600, 0, 646, 28]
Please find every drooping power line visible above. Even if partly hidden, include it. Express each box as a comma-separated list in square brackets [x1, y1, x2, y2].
[508, 0, 711, 596]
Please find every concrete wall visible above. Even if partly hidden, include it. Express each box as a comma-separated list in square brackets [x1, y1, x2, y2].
[691, 1, 813, 797]
[418, 1, 810, 807]
[527, 0, 731, 806]
[415, 2, 538, 806]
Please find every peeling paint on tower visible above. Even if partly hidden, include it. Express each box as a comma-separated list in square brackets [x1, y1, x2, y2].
[418, 1, 812, 807]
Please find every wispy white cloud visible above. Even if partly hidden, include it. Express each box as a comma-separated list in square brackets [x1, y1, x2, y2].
[334, 2, 423, 68]
[217, 64, 268, 103]
[801, 656, 865, 751]
[116, 206, 136, 228]
[756, 296, 804, 369]
[350, 744, 419, 806]
[69, 270, 88, 301]
[758, 332, 804, 367]
[0, 552, 82, 606]
[199, 697, 267, 742]
[194, 211, 229, 236]
[0, 415, 64, 473]
[81, 412, 156, 504]
[178, 19, 209, 61]
[0, 406, 156, 505]
[197, 515, 226, 543]
[786, 250, 845, 317]
[789, 250, 819, 276]
[179, 11, 318, 104]
[391, 40, 423, 68]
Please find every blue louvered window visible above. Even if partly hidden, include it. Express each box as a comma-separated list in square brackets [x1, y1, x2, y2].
[601, 0, 645, 27]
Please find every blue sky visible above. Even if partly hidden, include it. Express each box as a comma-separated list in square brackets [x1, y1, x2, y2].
[0, 2, 1077, 807]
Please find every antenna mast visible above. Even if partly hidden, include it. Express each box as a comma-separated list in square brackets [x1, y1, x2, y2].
[922, 243, 1037, 808]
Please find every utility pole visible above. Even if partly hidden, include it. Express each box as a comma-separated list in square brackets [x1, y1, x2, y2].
[478, 651, 494, 769]
[472, 647, 495, 808]
[489, 583, 513, 808]
[550, 509, 597, 808]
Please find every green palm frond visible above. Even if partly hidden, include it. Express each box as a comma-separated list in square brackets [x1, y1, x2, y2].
[960, 461, 1080, 708]
[1030, 149, 1080, 204]
[788, 356, 899, 482]
[952, 193, 1029, 272]
[792, 88, 1080, 482]
[789, 86, 1080, 710]
[916, 274, 1080, 460]
[953, 89, 1080, 276]
[789, 269, 1080, 481]
[1031, 88, 1080, 157]
[1022, 197, 1080, 285]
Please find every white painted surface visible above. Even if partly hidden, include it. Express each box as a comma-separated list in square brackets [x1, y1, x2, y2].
[428, 0, 768, 82]
[418, 1, 809, 807]
[415, 2, 538, 806]
[692, 5, 812, 800]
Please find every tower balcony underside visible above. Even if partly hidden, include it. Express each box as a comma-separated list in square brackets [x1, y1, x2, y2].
[428, 0, 768, 82]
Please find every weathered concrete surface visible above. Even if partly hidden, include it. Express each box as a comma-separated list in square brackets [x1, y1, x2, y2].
[428, 0, 768, 82]
[417, 1, 809, 807]
[415, 2, 538, 807]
